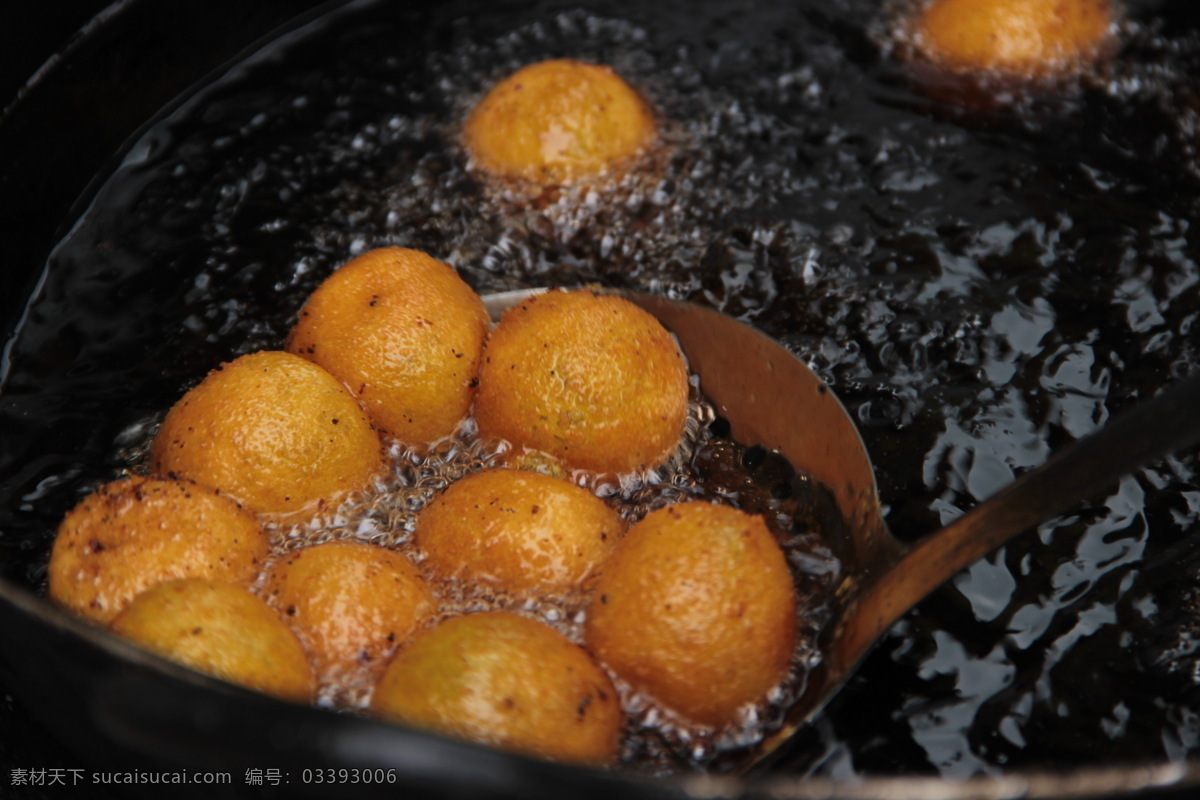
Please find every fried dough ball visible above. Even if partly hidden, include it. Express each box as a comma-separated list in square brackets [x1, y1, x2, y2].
[909, 0, 1115, 78]
[464, 59, 656, 184]
[584, 502, 796, 728]
[150, 350, 384, 516]
[414, 468, 624, 597]
[371, 611, 621, 765]
[111, 579, 316, 703]
[263, 541, 436, 683]
[287, 248, 490, 444]
[47, 476, 269, 624]
[474, 290, 689, 475]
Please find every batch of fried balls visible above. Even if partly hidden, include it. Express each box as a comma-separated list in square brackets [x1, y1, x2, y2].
[48, 239, 797, 765]
[47, 2, 1122, 768]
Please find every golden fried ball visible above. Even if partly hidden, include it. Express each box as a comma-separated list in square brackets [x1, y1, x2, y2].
[909, 0, 1115, 78]
[149, 350, 384, 516]
[47, 476, 268, 624]
[474, 290, 689, 475]
[584, 502, 796, 728]
[464, 59, 656, 184]
[414, 468, 624, 597]
[287, 248, 490, 444]
[111, 579, 316, 703]
[371, 611, 621, 765]
[263, 541, 436, 683]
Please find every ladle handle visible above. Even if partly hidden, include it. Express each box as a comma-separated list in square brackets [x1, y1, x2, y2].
[836, 370, 1200, 669]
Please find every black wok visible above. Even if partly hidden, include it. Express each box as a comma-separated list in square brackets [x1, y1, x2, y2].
[4, 1, 1200, 798]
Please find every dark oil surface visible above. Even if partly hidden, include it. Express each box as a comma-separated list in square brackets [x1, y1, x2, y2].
[3, 0, 1200, 782]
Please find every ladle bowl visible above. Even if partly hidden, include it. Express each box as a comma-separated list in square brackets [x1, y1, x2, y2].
[490, 288, 1200, 769]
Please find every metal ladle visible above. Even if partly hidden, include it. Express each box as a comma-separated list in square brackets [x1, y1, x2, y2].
[486, 288, 1200, 767]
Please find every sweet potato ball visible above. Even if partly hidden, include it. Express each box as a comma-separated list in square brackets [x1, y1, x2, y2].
[263, 541, 436, 682]
[584, 502, 797, 728]
[909, 0, 1115, 78]
[474, 290, 689, 475]
[463, 58, 656, 184]
[371, 611, 621, 765]
[287, 248, 490, 444]
[149, 350, 384, 516]
[111, 579, 316, 704]
[414, 468, 624, 597]
[47, 476, 269, 624]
